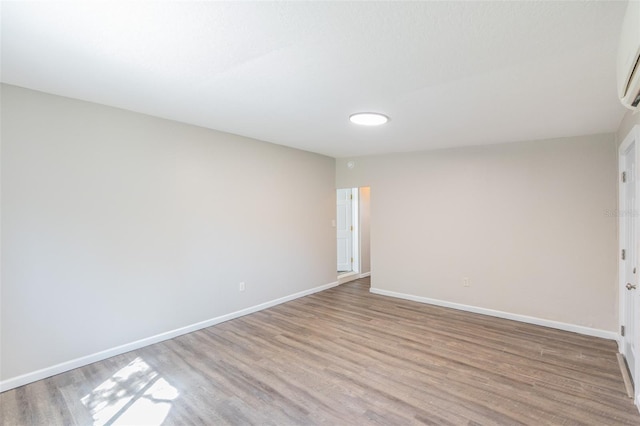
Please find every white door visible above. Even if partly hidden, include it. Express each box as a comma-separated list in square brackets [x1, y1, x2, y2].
[337, 189, 352, 272]
[621, 139, 638, 387]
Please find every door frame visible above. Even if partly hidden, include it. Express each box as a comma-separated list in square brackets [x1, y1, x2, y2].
[619, 124, 640, 409]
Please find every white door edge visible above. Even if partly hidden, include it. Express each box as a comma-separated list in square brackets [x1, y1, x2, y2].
[619, 124, 640, 411]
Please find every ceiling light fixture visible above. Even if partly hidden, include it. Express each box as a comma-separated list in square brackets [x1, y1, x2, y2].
[349, 112, 389, 126]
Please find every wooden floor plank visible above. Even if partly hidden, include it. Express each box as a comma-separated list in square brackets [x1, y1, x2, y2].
[1, 277, 638, 425]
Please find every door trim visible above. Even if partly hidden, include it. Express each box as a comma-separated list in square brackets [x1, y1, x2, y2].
[619, 124, 640, 410]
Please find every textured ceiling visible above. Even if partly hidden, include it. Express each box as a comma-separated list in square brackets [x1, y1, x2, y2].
[1, 1, 629, 157]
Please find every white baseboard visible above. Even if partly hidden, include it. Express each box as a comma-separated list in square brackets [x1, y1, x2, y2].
[0, 280, 339, 393]
[369, 287, 617, 341]
[337, 272, 359, 284]
[337, 271, 370, 284]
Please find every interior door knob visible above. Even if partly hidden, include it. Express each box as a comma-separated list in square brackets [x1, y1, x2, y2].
[626, 283, 637, 290]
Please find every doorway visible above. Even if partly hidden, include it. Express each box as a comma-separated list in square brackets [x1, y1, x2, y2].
[337, 188, 357, 274]
[336, 187, 370, 282]
[619, 124, 640, 408]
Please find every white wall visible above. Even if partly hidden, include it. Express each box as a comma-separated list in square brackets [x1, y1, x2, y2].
[618, 110, 640, 145]
[337, 134, 618, 332]
[359, 187, 371, 275]
[1, 84, 336, 383]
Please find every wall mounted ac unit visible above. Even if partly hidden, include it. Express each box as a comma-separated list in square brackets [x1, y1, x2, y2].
[618, 1, 640, 110]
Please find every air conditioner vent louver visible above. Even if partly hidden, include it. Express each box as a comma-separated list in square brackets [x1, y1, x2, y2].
[618, 1, 640, 111]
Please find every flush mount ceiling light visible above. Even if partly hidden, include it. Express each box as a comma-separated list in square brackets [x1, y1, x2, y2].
[349, 112, 389, 126]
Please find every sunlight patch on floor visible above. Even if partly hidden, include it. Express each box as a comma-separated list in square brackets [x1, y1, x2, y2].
[81, 357, 179, 426]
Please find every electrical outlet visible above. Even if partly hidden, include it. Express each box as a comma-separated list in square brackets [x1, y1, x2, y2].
[239, 282, 245, 292]
[463, 277, 470, 287]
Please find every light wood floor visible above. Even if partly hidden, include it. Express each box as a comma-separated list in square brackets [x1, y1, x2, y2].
[2, 277, 639, 425]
